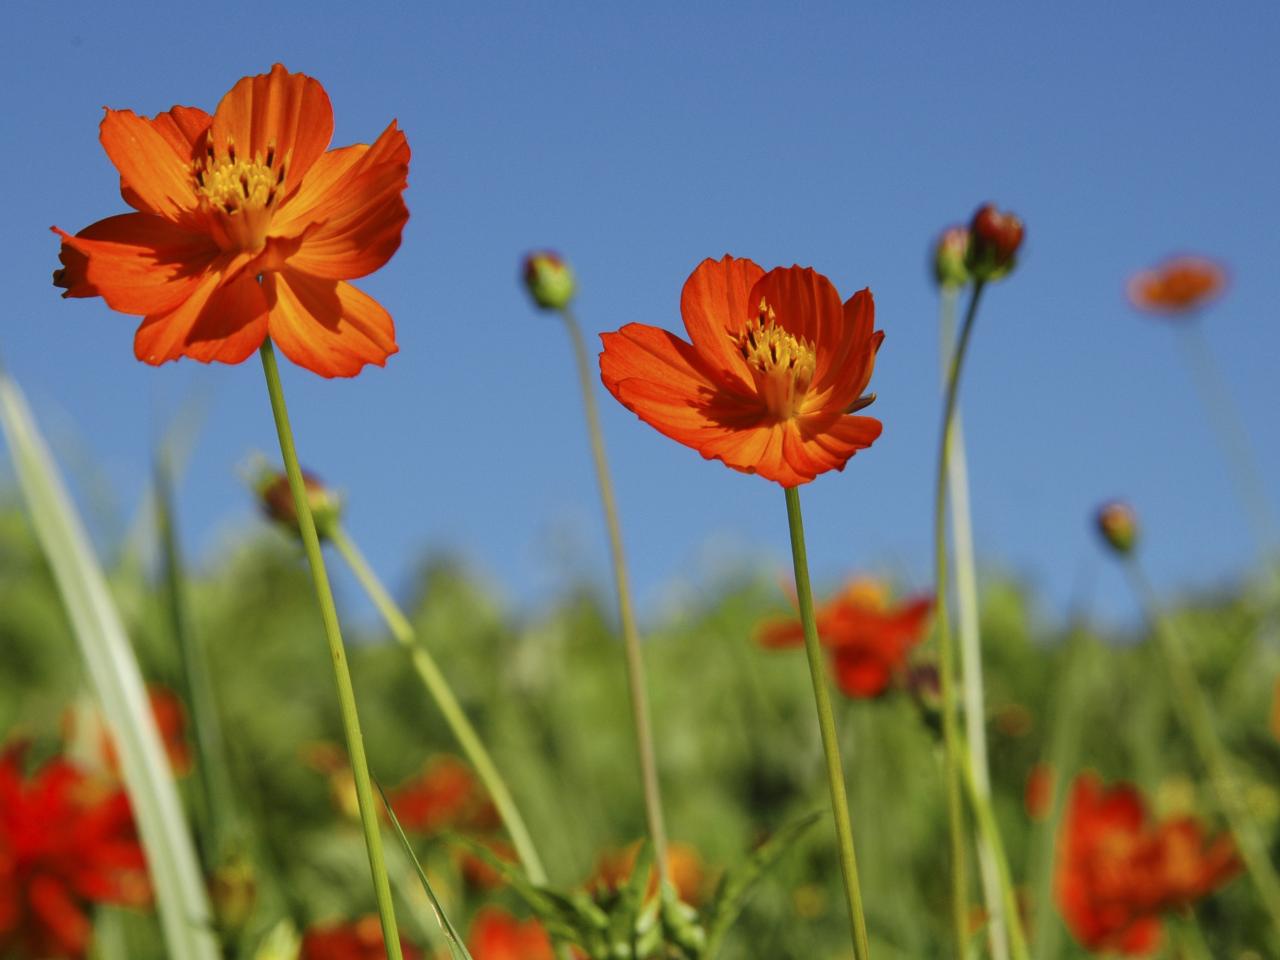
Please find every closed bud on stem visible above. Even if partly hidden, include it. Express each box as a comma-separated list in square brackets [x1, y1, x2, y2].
[522, 250, 576, 310]
[966, 203, 1024, 281]
[209, 854, 257, 936]
[1095, 500, 1139, 556]
[256, 468, 342, 541]
[933, 225, 971, 290]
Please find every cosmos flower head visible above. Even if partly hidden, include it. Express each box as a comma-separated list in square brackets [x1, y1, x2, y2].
[53, 64, 409, 378]
[1127, 255, 1227, 317]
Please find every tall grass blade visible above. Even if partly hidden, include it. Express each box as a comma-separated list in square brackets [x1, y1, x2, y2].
[0, 372, 219, 960]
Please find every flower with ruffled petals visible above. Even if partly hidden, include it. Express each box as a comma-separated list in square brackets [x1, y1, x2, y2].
[1127, 256, 1226, 317]
[467, 907, 554, 960]
[300, 916, 421, 960]
[53, 64, 409, 378]
[1056, 772, 1239, 955]
[599, 256, 883, 487]
[758, 577, 932, 697]
[0, 746, 150, 959]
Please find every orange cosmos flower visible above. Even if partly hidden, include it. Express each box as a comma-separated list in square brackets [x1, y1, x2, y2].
[588, 840, 707, 906]
[300, 916, 422, 960]
[63, 686, 191, 779]
[53, 64, 409, 378]
[1055, 772, 1239, 955]
[599, 256, 883, 487]
[758, 577, 932, 697]
[387, 755, 499, 835]
[1126, 255, 1227, 317]
[466, 907, 554, 960]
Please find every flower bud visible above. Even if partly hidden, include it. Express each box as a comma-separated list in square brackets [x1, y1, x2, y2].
[210, 854, 257, 935]
[256, 468, 342, 541]
[932, 226, 971, 289]
[966, 203, 1024, 281]
[522, 251, 576, 310]
[906, 662, 943, 739]
[1095, 500, 1138, 556]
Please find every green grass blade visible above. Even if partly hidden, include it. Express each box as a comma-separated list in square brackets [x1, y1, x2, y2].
[378, 783, 474, 960]
[0, 372, 220, 960]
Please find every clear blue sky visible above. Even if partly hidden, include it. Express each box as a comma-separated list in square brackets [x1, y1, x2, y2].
[3, 1, 1277, 628]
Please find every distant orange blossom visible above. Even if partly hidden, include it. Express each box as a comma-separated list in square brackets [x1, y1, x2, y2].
[53, 64, 409, 378]
[599, 256, 883, 487]
[1127, 255, 1226, 317]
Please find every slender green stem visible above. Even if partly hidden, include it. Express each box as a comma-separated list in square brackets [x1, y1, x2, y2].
[155, 458, 238, 869]
[328, 524, 548, 884]
[1125, 557, 1280, 943]
[935, 280, 986, 957]
[257, 341, 402, 960]
[957, 741, 1030, 960]
[559, 307, 669, 881]
[940, 287, 1007, 960]
[784, 485, 871, 960]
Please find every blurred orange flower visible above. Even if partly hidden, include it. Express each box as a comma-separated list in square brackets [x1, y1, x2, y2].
[599, 256, 883, 487]
[1056, 772, 1239, 955]
[457, 837, 518, 891]
[589, 840, 707, 907]
[300, 916, 421, 960]
[758, 578, 932, 697]
[63, 685, 191, 779]
[0, 745, 150, 959]
[467, 907, 554, 960]
[1126, 256, 1226, 317]
[1024, 763, 1054, 822]
[54, 64, 409, 378]
[387, 755, 498, 835]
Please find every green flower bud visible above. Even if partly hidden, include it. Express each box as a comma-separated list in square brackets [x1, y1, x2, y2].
[522, 251, 576, 310]
[1095, 500, 1139, 556]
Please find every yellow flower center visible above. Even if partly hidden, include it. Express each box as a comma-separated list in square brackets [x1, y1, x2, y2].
[736, 298, 816, 418]
[194, 138, 286, 253]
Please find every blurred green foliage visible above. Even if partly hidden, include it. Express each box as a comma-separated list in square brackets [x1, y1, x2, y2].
[2, 496, 1279, 959]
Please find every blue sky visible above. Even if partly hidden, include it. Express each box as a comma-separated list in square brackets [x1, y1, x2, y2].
[2, 2, 1277, 628]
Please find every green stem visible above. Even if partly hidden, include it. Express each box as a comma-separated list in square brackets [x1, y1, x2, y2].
[257, 341, 402, 960]
[784, 485, 871, 960]
[940, 287, 1007, 960]
[958, 739, 1030, 960]
[155, 457, 238, 869]
[328, 524, 548, 884]
[560, 307, 669, 881]
[1125, 557, 1280, 944]
[934, 279, 985, 957]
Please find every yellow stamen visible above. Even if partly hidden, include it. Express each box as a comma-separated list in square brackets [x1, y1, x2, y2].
[735, 298, 816, 419]
[194, 137, 286, 252]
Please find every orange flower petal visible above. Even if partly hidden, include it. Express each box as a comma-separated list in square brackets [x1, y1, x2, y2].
[756, 618, 805, 649]
[276, 121, 411, 279]
[599, 322, 724, 397]
[53, 215, 219, 315]
[99, 109, 201, 222]
[119, 106, 212, 212]
[792, 412, 882, 477]
[679, 255, 763, 387]
[132, 252, 256, 365]
[265, 270, 397, 378]
[747, 265, 844, 360]
[831, 649, 893, 697]
[211, 64, 333, 199]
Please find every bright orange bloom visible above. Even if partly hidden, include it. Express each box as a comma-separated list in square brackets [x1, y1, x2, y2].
[599, 256, 883, 487]
[0, 746, 150, 959]
[758, 578, 932, 697]
[387, 755, 498, 835]
[63, 686, 191, 779]
[300, 916, 421, 960]
[467, 907, 554, 960]
[53, 64, 409, 378]
[588, 840, 707, 906]
[1126, 256, 1226, 317]
[1055, 773, 1239, 955]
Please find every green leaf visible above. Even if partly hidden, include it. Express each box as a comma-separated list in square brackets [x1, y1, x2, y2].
[0, 372, 220, 960]
[701, 807, 824, 960]
[378, 784, 474, 959]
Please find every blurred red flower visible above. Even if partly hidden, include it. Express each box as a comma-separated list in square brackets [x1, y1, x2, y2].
[758, 578, 933, 697]
[599, 255, 883, 488]
[0, 746, 150, 959]
[467, 907, 554, 960]
[388, 755, 498, 835]
[300, 916, 421, 960]
[588, 840, 707, 907]
[457, 837, 518, 891]
[63, 686, 191, 779]
[1056, 772, 1239, 955]
[1126, 256, 1226, 317]
[53, 64, 409, 378]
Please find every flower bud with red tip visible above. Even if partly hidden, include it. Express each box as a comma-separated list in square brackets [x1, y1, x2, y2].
[966, 203, 1024, 281]
[933, 226, 971, 290]
[522, 251, 576, 310]
[256, 469, 342, 541]
[1095, 500, 1138, 556]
